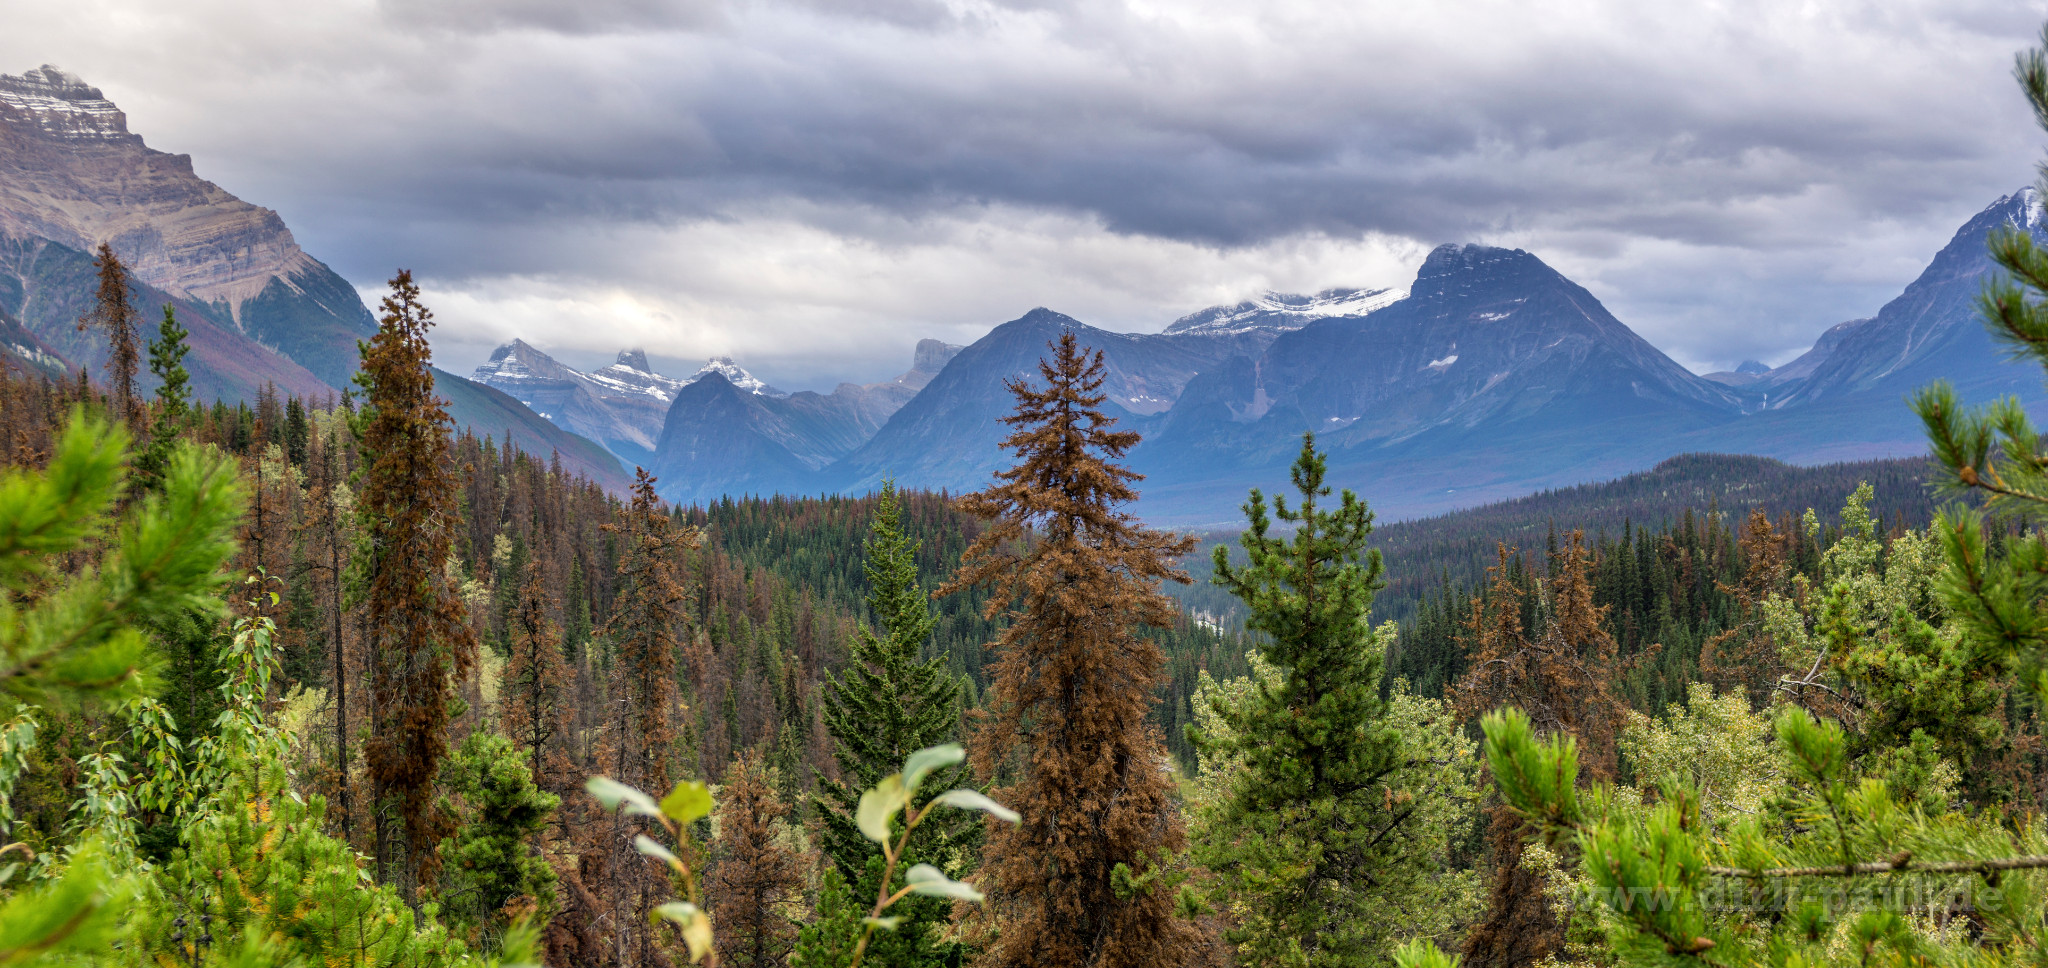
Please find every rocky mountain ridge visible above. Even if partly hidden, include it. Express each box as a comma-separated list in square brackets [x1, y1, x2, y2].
[0, 65, 625, 485]
[470, 337, 965, 482]
[621, 190, 2048, 522]
[0, 64, 374, 392]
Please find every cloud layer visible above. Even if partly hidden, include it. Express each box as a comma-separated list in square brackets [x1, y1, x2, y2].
[3, 0, 2043, 387]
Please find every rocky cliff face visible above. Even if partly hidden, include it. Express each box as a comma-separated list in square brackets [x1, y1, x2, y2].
[0, 65, 373, 391]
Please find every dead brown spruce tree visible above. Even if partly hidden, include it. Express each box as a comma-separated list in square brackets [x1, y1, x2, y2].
[79, 241, 142, 421]
[942, 329, 1205, 968]
[356, 268, 477, 901]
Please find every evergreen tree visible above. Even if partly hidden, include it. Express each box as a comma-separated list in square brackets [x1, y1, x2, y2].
[814, 480, 973, 968]
[1453, 535, 1626, 968]
[136, 304, 191, 488]
[284, 395, 309, 467]
[789, 868, 865, 968]
[710, 751, 807, 968]
[939, 330, 1203, 968]
[354, 269, 477, 898]
[599, 468, 699, 967]
[435, 730, 562, 953]
[78, 242, 141, 421]
[1191, 434, 1464, 967]
[501, 555, 573, 797]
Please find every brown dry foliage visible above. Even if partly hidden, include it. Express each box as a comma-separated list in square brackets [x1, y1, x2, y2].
[1700, 508, 1796, 707]
[940, 330, 1203, 968]
[78, 242, 141, 421]
[1455, 533, 1630, 968]
[598, 467, 702, 968]
[502, 554, 576, 796]
[709, 751, 807, 968]
[357, 269, 477, 897]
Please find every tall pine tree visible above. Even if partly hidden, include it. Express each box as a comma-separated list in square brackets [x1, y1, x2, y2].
[941, 330, 1203, 968]
[813, 479, 973, 968]
[599, 467, 699, 967]
[136, 304, 191, 488]
[1192, 434, 1444, 967]
[501, 554, 573, 797]
[355, 268, 477, 900]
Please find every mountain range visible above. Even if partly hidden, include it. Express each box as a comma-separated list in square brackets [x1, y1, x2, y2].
[0, 65, 628, 486]
[487, 189, 2045, 524]
[6, 62, 2040, 525]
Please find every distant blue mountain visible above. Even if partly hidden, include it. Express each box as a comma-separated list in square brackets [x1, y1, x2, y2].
[618, 190, 2048, 523]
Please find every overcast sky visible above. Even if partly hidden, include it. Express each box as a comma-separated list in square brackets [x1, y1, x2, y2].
[5, 0, 2046, 390]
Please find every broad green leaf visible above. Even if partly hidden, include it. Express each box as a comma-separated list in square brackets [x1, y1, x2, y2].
[904, 863, 983, 902]
[933, 788, 1020, 823]
[862, 916, 905, 930]
[857, 773, 907, 844]
[654, 902, 715, 964]
[586, 776, 662, 818]
[634, 834, 680, 866]
[661, 781, 715, 826]
[902, 743, 964, 794]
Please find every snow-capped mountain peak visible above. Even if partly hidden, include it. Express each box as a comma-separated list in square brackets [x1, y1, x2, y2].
[686, 356, 786, 398]
[1165, 286, 1407, 336]
[588, 347, 688, 402]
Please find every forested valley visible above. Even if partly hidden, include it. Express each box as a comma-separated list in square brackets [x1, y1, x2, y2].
[16, 46, 2048, 968]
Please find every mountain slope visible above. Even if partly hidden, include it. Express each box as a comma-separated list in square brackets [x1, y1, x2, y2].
[650, 340, 964, 504]
[469, 341, 678, 466]
[825, 309, 1274, 497]
[0, 233, 331, 401]
[1766, 189, 2047, 405]
[0, 65, 373, 392]
[1668, 189, 2048, 463]
[431, 368, 629, 492]
[1126, 244, 1749, 521]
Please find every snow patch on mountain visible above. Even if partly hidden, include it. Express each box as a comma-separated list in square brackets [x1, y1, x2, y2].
[1165, 286, 1407, 335]
[0, 66, 134, 142]
[686, 357, 786, 398]
[587, 348, 690, 402]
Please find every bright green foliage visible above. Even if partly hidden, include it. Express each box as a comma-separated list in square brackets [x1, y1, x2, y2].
[827, 742, 1017, 968]
[0, 842, 134, 964]
[791, 866, 867, 968]
[1391, 938, 1463, 968]
[137, 303, 193, 488]
[0, 713, 33, 848]
[1745, 485, 2010, 805]
[1190, 650, 1481, 960]
[815, 482, 974, 968]
[434, 730, 561, 952]
[139, 753, 476, 967]
[133, 614, 480, 967]
[1484, 703, 2048, 966]
[0, 411, 244, 710]
[1618, 684, 1778, 826]
[1190, 434, 1478, 966]
[0, 411, 242, 963]
[1916, 22, 2048, 717]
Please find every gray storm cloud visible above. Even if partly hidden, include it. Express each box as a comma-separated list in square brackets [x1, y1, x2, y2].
[0, 0, 2042, 388]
